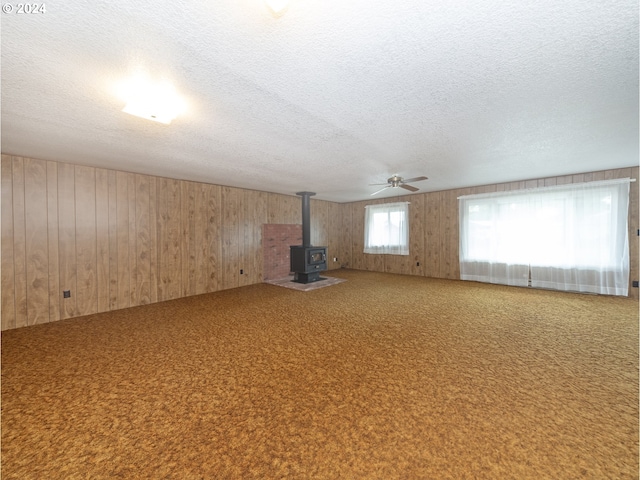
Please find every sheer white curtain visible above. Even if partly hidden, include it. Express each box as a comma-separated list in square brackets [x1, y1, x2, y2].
[458, 194, 530, 286]
[459, 179, 631, 295]
[364, 202, 409, 255]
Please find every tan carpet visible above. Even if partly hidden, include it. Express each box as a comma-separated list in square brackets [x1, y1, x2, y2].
[2, 269, 638, 479]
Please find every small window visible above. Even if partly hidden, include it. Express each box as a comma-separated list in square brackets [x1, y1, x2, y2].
[364, 202, 409, 255]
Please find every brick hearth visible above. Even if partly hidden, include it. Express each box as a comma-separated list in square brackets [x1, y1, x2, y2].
[262, 224, 302, 281]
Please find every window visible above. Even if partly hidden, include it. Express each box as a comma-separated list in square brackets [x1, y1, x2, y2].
[364, 202, 409, 255]
[458, 179, 632, 296]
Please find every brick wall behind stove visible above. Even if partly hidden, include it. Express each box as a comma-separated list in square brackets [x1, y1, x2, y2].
[263, 224, 302, 280]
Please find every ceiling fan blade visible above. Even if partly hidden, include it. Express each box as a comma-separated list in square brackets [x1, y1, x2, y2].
[402, 176, 428, 183]
[400, 184, 419, 192]
[370, 186, 391, 196]
[368, 182, 391, 186]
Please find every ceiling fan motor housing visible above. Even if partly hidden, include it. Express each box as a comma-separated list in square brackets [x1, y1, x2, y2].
[388, 175, 403, 187]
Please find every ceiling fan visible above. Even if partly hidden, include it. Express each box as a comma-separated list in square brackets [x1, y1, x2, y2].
[369, 175, 429, 195]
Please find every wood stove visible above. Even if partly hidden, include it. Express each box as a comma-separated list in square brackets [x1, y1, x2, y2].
[290, 192, 327, 284]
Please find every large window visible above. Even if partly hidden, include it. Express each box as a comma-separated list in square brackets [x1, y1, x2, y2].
[458, 179, 631, 296]
[364, 202, 409, 255]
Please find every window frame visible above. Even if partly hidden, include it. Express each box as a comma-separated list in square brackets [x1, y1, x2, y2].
[363, 201, 410, 255]
[458, 178, 631, 295]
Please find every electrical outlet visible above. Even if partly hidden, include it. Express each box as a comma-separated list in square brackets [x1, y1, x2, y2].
[240, 269, 244, 275]
[333, 257, 338, 262]
[416, 262, 420, 266]
[633, 280, 639, 288]
[63, 290, 71, 298]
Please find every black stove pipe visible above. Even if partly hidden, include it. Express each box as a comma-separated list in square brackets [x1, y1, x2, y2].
[296, 191, 315, 247]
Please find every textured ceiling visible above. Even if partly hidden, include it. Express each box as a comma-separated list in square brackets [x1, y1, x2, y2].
[2, 0, 638, 202]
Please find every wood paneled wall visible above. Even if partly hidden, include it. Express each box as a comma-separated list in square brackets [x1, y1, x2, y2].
[1, 155, 343, 330]
[2, 156, 637, 331]
[342, 167, 640, 299]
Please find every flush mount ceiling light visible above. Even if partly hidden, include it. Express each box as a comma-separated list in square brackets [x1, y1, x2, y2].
[265, 0, 290, 15]
[118, 71, 186, 125]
